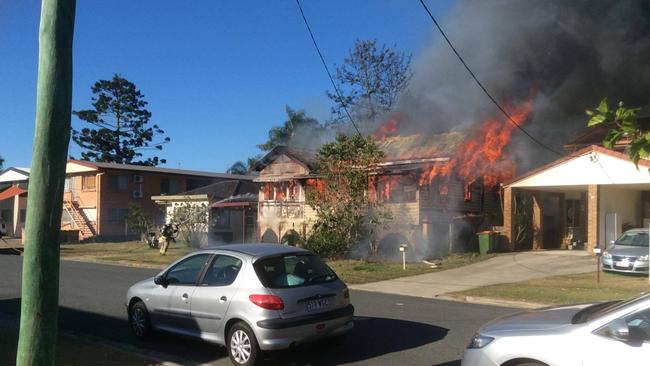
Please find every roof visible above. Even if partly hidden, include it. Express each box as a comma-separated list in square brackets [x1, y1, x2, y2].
[564, 117, 650, 151]
[68, 160, 256, 180]
[0, 167, 31, 183]
[210, 192, 258, 208]
[377, 131, 465, 160]
[152, 180, 258, 202]
[505, 145, 650, 188]
[252, 146, 319, 171]
[197, 243, 309, 259]
[0, 185, 27, 201]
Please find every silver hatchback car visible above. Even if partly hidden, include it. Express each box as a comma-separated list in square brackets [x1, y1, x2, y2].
[126, 244, 354, 366]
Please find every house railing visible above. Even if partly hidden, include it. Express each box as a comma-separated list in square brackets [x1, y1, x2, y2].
[259, 201, 304, 219]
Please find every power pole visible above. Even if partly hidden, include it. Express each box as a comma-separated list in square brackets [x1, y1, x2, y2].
[16, 1, 76, 365]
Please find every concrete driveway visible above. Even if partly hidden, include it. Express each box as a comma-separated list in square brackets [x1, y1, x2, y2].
[350, 251, 596, 300]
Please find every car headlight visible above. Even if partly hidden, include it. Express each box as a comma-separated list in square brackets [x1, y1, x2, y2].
[468, 334, 494, 349]
[603, 252, 612, 259]
[638, 255, 649, 261]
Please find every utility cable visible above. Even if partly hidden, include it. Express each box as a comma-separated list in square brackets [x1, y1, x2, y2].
[418, 0, 563, 156]
[295, 0, 362, 136]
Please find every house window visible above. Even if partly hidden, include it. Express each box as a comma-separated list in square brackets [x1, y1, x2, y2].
[108, 175, 129, 191]
[160, 179, 179, 194]
[64, 177, 71, 191]
[20, 209, 26, 223]
[82, 175, 96, 190]
[1, 209, 12, 223]
[107, 208, 129, 224]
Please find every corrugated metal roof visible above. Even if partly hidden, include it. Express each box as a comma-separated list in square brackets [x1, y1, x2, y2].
[68, 160, 256, 180]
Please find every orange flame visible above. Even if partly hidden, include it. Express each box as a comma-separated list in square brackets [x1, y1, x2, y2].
[417, 98, 534, 190]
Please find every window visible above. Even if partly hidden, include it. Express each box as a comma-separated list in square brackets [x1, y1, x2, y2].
[165, 254, 211, 286]
[107, 175, 129, 191]
[212, 209, 231, 229]
[201, 255, 243, 286]
[107, 208, 129, 224]
[160, 178, 179, 194]
[82, 175, 96, 190]
[20, 209, 26, 223]
[1, 209, 12, 223]
[64, 177, 71, 191]
[625, 308, 650, 341]
[254, 254, 337, 288]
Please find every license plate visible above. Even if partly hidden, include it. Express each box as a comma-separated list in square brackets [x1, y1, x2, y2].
[306, 298, 329, 312]
[615, 260, 630, 267]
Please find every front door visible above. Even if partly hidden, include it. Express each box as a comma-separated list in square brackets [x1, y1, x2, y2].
[191, 254, 244, 342]
[150, 253, 211, 333]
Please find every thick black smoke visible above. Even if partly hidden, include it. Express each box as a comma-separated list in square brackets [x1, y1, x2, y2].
[396, 0, 650, 170]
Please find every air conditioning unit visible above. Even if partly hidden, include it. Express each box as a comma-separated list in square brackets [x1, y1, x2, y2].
[133, 190, 144, 199]
[133, 175, 144, 183]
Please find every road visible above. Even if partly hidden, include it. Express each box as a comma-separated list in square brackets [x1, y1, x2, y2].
[0, 254, 517, 365]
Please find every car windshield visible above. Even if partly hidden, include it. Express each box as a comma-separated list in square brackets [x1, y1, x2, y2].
[614, 232, 649, 247]
[572, 294, 650, 324]
[254, 253, 337, 289]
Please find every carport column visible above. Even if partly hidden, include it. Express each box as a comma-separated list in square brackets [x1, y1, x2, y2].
[587, 184, 599, 253]
[559, 193, 567, 249]
[502, 186, 515, 251]
[532, 192, 544, 250]
[13, 192, 20, 237]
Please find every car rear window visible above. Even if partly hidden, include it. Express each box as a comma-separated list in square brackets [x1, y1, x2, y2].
[254, 253, 337, 288]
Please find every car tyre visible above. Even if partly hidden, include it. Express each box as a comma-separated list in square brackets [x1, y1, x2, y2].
[515, 362, 546, 366]
[228, 322, 260, 366]
[129, 301, 152, 339]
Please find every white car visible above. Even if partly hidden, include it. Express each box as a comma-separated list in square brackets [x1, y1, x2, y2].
[462, 293, 650, 366]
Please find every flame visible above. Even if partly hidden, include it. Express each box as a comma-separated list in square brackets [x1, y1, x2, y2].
[417, 98, 534, 190]
[371, 114, 400, 140]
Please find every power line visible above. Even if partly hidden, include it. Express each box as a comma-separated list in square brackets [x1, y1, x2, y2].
[418, 0, 562, 156]
[294, 0, 362, 136]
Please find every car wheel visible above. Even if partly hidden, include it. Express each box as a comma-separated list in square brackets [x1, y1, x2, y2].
[129, 301, 151, 339]
[515, 362, 546, 366]
[228, 322, 260, 366]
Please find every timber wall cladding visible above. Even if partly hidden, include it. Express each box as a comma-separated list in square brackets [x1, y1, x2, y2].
[260, 155, 309, 178]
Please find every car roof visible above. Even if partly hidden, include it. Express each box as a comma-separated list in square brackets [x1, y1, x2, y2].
[623, 228, 650, 234]
[196, 243, 311, 259]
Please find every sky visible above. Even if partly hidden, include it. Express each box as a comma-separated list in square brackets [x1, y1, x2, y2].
[0, 0, 454, 172]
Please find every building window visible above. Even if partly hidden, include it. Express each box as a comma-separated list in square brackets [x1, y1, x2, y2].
[20, 209, 26, 223]
[187, 178, 211, 191]
[82, 175, 96, 190]
[64, 177, 71, 191]
[1, 209, 11, 223]
[107, 208, 129, 224]
[108, 175, 129, 191]
[160, 179, 179, 194]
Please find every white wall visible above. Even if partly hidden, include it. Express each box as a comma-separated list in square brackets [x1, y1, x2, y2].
[598, 186, 641, 246]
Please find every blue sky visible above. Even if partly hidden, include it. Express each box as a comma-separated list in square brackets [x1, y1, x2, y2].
[0, 0, 453, 172]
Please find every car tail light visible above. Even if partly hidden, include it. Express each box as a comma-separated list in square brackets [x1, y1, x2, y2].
[343, 287, 350, 299]
[249, 294, 284, 310]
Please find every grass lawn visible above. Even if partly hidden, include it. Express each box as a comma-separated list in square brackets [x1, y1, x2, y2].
[453, 272, 650, 305]
[60, 241, 192, 267]
[59, 242, 493, 284]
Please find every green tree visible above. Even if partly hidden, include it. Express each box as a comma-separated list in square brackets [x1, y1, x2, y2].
[125, 203, 155, 243]
[586, 98, 647, 166]
[72, 74, 170, 166]
[305, 134, 387, 258]
[258, 105, 320, 151]
[328, 39, 412, 121]
[226, 161, 249, 175]
[0, 155, 4, 171]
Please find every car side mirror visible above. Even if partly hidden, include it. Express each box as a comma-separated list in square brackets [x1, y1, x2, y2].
[154, 274, 167, 287]
[606, 318, 630, 342]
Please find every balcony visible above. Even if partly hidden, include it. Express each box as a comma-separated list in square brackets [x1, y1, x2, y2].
[259, 201, 304, 219]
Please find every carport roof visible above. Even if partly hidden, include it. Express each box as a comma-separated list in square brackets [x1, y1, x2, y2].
[0, 185, 27, 201]
[506, 145, 650, 188]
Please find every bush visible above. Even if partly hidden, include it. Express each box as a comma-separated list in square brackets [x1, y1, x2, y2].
[304, 226, 350, 259]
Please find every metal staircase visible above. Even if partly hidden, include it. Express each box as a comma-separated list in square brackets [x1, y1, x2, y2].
[63, 200, 96, 240]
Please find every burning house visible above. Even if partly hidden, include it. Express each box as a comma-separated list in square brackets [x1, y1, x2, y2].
[253, 101, 533, 259]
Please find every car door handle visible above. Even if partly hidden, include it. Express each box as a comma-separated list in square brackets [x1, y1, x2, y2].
[181, 293, 189, 301]
[219, 296, 227, 303]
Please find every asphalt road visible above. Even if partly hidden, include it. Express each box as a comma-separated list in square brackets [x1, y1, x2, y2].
[0, 254, 518, 365]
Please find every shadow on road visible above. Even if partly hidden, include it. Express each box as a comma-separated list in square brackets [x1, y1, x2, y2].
[0, 298, 448, 365]
[266, 316, 448, 365]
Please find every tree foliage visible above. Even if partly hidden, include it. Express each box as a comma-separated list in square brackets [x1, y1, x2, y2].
[305, 134, 387, 258]
[328, 39, 412, 121]
[587, 98, 646, 167]
[72, 74, 170, 166]
[170, 202, 209, 248]
[125, 203, 155, 243]
[258, 106, 321, 151]
[226, 161, 249, 175]
[0, 155, 4, 171]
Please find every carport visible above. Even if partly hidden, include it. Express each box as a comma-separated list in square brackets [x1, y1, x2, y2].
[502, 145, 650, 253]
